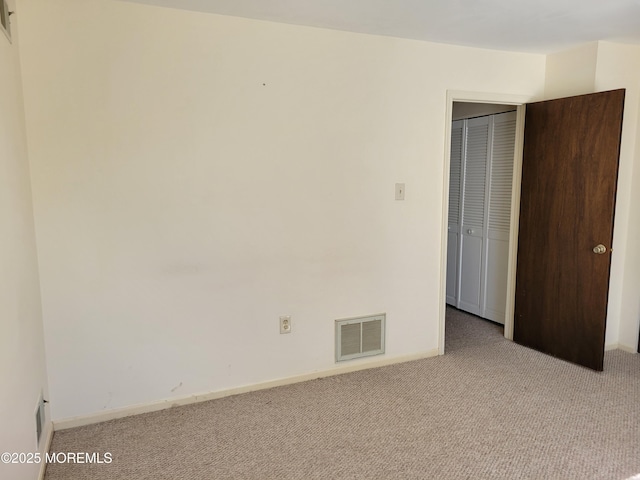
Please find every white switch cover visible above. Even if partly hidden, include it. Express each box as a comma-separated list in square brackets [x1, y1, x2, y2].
[395, 183, 405, 200]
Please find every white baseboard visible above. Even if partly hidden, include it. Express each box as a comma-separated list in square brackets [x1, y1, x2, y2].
[605, 343, 638, 353]
[38, 421, 54, 480]
[53, 349, 439, 431]
[616, 343, 637, 354]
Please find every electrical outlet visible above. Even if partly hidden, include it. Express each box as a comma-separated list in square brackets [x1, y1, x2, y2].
[280, 315, 292, 334]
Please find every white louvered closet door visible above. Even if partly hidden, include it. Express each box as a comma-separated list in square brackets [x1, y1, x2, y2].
[458, 116, 490, 316]
[446, 120, 464, 305]
[483, 111, 517, 323]
[447, 111, 516, 322]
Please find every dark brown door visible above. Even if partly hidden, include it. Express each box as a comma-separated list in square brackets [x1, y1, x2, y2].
[514, 89, 625, 371]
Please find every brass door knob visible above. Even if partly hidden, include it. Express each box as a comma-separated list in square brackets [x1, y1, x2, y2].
[593, 244, 607, 254]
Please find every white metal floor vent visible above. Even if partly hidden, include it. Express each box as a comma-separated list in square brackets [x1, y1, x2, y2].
[35, 393, 45, 446]
[335, 314, 385, 362]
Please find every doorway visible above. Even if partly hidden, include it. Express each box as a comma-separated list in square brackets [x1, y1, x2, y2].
[440, 90, 626, 371]
[438, 91, 534, 355]
[446, 102, 517, 323]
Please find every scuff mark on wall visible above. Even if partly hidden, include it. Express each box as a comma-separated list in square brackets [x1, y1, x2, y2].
[103, 392, 112, 410]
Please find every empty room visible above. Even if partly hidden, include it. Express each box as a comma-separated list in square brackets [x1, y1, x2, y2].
[2, 0, 640, 479]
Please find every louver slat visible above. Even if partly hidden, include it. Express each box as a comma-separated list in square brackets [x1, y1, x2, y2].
[336, 315, 385, 362]
[489, 118, 516, 232]
[449, 122, 464, 225]
[463, 122, 489, 229]
[340, 324, 361, 356]
[362, 319, 382, 352]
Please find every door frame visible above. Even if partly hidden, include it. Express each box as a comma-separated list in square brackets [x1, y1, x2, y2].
[438, 90, 535, 355]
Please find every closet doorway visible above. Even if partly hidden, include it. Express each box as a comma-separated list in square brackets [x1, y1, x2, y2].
[438, 91, 531, 355]
[446, 102, 517, 325]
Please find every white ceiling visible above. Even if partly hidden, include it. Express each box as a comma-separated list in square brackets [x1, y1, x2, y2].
[124, 0, 640, 54]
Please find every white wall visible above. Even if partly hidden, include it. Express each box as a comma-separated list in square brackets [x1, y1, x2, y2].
[544, 42, 598, 99]
[18, 0, 545, 421]
[0, 1, 51, 479]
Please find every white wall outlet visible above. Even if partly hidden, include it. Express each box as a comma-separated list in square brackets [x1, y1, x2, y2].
[280, 315, 292, 334]
[395, 183, 405, 200]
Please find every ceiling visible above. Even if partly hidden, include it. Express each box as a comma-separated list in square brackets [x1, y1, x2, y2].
[124, 0, 640, 54]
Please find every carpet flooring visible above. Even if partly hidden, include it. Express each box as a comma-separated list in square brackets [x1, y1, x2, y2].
[44, 307, 640, 479]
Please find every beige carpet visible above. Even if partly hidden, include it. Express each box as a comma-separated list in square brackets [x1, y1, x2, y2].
[44, 307, 640, 479]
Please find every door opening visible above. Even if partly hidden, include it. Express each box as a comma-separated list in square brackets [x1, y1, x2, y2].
[439, 91, 532, 355]
[446, 103, 517, 325]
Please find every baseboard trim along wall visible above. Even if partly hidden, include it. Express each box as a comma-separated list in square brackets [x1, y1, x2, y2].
[605, 343, 638, 354]
[53, 349, 439, 431]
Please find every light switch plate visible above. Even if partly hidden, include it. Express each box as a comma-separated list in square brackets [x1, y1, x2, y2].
[395, 183, 405, 200]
